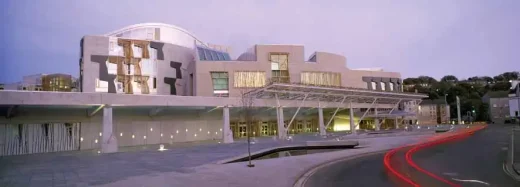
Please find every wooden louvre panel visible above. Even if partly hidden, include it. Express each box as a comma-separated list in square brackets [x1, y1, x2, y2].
[233, 71, 266, 88]
[133, 40, 150, 59]
[117, 39, 133, 60]
[300, 72, 341, 87]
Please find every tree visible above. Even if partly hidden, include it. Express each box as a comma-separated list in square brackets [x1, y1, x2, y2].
[477, 103, 489, 122]
[418, 76, 437, 84]
[491, 81, 512, 91]
[240, 88, 256, 167]
[441, 75, 458, 82]
[500, 71, 519, 81]
[481, 76, 493, 83]
[403, 78, 419, 85]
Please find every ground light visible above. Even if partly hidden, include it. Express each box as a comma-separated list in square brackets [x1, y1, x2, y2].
[158, 144, 167, 151]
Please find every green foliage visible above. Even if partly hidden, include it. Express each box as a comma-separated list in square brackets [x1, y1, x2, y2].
[404, 71, 518, 121]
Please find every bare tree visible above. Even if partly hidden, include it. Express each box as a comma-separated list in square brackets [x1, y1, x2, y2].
[240, 88, 255, 167]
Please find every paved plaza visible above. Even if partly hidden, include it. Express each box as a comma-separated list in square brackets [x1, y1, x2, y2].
[0, 131, 435, 187]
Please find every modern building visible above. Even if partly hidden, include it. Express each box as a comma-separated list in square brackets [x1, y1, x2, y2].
[417, 99, 450, 125]
[0, 23, 427, 156]
[1, 73, 79, 92]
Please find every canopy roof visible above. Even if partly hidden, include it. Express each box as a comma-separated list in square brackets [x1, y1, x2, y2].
[245, 82, 428, 105]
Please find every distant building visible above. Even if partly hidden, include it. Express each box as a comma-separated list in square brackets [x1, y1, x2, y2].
[0, 84, 3, 90]
[417, 99, 450, 125]
[2, 73, 78, 92]
[483, 91, 510, 123]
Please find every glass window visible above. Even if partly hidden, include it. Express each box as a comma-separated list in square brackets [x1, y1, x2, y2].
[389, 82, 394, 91]
[203, 49, 212, 60]
[371, 82, 377, 90]
[197, 48, 206, 60]
[223, 53, 231, 60]
[211, 72, 229, 97]
[217, 52, 225, 61]
[271, 62, 279, 70]
[210, 50, 218, 60]
[381, 82, 386, 91]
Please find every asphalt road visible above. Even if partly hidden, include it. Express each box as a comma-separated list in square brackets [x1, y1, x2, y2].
[413, 125, 520, 187]
[303, 125, 520, 187]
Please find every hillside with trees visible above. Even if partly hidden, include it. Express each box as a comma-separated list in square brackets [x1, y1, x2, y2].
[403, 71, 519, 122]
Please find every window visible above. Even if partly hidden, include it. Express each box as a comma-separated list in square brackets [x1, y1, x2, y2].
[270, 53, 290, 83]
[371, 82, 377, 90]
[380, 82, 386, 91]
[300, 72, 341, 87]
[153, 77, 157, 89]
[198, 49, 206, 60]
[389, 82, 394, 91]
[234, 71, 266, 88]
[309, 55, 317, 62]
[109, 41, 115, 51]
[211, 72, 229, 96]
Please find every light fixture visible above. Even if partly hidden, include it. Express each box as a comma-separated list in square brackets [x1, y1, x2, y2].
[144, 135, 147, 139]
[120, 133, 123, 137]
[194, 134, 197, 137]
[215, 132, 218, 135]
[170, 135, 173, 139]
[199, 128, 202, 132]
[176, 130, 179, 134]
[80, 137, 84, 142]
[158, 144, 167, 151]
[219, 128, 222, 131]
[132, 135, 135, 139]
[207, 131, 210, 134]
[150, 128, 153, 132]
[97, 150, 101, 154]
[160, 133, 163, 137]
[99, 132, 102, 136]
[95, 139, 98, 143]
[185, 129, 188, 132]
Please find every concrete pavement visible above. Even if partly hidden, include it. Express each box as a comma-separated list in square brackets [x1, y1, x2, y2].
[0, 131, 431, 187]
[96, 135, 432, 187]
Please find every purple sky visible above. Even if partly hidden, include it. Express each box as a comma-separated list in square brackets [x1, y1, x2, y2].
[1, 0, 519, 83]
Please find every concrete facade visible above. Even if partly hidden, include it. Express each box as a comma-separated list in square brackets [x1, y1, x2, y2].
[0, 23, 425, 156]
[417, 100, 450, 125]
[490, 97, 511, 123]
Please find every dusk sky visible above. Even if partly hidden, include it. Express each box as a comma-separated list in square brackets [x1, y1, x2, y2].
[1, 0, 519, 83]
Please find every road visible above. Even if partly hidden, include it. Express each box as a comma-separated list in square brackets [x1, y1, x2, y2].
[303, 125, 520, 187]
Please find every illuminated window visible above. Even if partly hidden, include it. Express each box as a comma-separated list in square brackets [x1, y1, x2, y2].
[234, 71, 266, 88]
[211, 72, 229, 97]
[371, 82, 377, 90]
[380, 82, 386, 91]
[300, 72, 341, 87]
[270, 53, 290, 83]
[389, 82, 394, 91]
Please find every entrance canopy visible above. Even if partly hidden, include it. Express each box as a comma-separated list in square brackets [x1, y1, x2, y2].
[245, 83, 427, 105]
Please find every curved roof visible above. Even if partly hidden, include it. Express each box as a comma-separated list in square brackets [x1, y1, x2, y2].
[104, 23, 208, 47]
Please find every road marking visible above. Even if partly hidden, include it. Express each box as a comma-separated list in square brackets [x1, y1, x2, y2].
[451, 178, 490, 186]
[443, 172, 458, 176]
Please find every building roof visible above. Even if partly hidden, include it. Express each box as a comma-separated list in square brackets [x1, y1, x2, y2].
[420, 99, 446, 105]
[486, 91, 509, 98]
